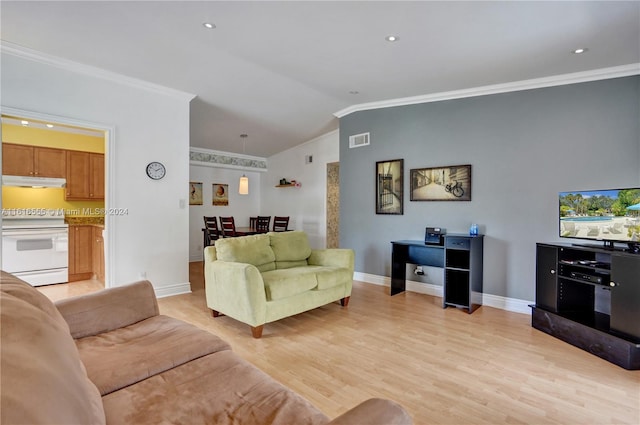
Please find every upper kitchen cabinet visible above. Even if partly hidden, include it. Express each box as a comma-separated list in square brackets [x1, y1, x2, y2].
[2, 143, 66, 178]
[66, 151, 104, 200]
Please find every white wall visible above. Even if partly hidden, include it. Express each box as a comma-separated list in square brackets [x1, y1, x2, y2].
[1, 47, 194, 296]
[261, 130, 339, 248]
[188, 164, 261, 261]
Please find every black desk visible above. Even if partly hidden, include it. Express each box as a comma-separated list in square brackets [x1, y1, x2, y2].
[391, 240, 444, 295]
[391, 235, 484, 313]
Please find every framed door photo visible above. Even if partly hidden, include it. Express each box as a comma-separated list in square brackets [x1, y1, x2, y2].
[376, 159, 404, 214]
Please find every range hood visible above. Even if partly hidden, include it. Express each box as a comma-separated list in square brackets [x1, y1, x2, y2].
[2, 175, 66, 188]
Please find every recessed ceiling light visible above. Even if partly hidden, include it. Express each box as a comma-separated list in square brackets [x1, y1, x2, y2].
[203, 22, 215, 29]
[385, 35, 399, 42]
[573, 48, 588, 54]
[46, 124, 54, 128]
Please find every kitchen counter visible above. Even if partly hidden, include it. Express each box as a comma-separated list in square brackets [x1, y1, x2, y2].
[65, 216, 104, 226]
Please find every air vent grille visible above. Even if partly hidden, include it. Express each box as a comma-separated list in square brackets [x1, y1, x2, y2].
[349, 132, 370, 148]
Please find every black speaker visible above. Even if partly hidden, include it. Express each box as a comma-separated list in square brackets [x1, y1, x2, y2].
[425, 227, 445, 245]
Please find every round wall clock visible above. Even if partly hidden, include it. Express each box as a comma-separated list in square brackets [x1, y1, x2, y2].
[146, 161, 166, 180]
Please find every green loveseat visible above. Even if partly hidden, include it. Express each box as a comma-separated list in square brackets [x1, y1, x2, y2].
[204, 231, 355, 338]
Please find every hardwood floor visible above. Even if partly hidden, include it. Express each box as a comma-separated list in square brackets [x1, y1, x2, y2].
[40, 263, 639, 424]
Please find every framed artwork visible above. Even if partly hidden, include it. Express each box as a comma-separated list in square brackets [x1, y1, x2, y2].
[189, 182, 203, 205]
[410, 164, 471, 201]
[376, 159, 404, 214]
[212, 183, 229, 206]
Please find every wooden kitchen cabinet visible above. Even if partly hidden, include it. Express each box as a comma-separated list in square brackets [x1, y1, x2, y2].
[68, 225, 94, 282]
[93, 226, 105, 282]
[66, 151, 104, 200]
[2, 143, 66, 178]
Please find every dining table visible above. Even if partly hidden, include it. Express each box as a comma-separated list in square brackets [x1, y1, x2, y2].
[235, 226, 268, 236]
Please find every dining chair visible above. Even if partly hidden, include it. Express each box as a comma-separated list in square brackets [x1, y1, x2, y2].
[203, 216, 220, 245]
[219, 216, 237, 237]
[256, 216, 271, 233]
[272, 216, 290, 232]
[249, 216, 257, 229]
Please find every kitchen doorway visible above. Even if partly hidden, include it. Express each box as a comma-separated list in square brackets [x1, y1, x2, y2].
[1, 110, 111, 287]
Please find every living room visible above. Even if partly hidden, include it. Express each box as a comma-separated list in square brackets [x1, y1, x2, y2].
[2, 2, 639, 424]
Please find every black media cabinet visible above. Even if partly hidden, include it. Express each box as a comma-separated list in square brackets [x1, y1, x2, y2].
[391, 235, 484, 313]
[533, 243, 640, 369]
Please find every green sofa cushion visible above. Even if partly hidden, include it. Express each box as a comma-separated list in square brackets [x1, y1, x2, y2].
[311, 266, 353, 290]
[261, 269, 318, 301]
[268, 231, 311, 265]
[215, 235, 276, 272]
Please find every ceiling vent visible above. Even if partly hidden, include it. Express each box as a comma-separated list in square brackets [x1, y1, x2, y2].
[349, 132, 370, 149]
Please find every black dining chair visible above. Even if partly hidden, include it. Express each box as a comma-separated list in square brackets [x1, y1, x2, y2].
[249, 216, 257, 229]
[203, 216, 220, 245]
[272, 216, 290, 232]
[256, 216, 271, 233]
[219, 216, 237, 237]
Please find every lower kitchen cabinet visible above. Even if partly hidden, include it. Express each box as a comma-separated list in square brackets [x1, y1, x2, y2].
[93, 226, 105, 282]
[68, 225, 93, 282]
[69, 224, 104, 282]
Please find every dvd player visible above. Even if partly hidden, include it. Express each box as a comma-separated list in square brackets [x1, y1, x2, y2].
[569, 271, 605, 285]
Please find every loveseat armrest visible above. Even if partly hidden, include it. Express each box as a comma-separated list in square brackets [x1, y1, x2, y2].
[55, 280, 159, 339]
[205, 261, 268, 327]
[327, 398, 412, 425]
[308, 249, 355, 273]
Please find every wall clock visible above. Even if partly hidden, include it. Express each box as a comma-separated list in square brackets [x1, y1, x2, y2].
[146, 161, 166, 180]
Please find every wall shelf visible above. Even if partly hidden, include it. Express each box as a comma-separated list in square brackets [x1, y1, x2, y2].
[275, 184, 296, 188]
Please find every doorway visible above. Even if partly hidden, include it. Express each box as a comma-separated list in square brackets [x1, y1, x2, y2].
[1, 111, 110, 287]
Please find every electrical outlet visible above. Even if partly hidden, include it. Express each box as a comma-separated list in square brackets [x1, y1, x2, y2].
[414, 266, 424, 275]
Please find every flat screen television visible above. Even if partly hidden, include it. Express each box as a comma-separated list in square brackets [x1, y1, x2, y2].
[559, 188, 640, 249]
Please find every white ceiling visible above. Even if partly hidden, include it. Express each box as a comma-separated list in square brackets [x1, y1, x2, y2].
[2, 1, 639, 157]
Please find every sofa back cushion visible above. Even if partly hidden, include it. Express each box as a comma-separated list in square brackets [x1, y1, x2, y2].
[268, 231, 312, 269]
[215, 234, 276, 272]
[0, 272, 106, 425]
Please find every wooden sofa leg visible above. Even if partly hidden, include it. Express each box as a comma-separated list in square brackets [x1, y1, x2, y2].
[211, 309, 224, 317]
[251, 325, 264, 338]
[340, 296, 350, 307]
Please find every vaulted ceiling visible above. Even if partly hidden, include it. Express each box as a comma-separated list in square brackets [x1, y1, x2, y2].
[2, 1, 639, 157]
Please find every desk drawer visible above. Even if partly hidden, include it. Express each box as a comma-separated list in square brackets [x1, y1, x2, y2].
[446, 237, 470, 250]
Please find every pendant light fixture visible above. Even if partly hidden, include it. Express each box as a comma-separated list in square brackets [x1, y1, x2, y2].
[239, 134, 249, 195]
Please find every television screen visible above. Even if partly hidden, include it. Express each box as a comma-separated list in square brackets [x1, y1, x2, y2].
[559, 188, 640, 245]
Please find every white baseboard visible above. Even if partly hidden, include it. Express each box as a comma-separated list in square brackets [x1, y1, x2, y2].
[154, 282, 192, 298]
[189, 254, 204, 262]
[353, 272, 532, 315]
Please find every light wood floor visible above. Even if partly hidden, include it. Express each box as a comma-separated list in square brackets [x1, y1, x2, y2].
[39, 263, 639, 424]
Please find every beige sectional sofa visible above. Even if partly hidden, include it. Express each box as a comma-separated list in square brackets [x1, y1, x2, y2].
[205, 231, 355, 337]
[1, 271, 412, 425]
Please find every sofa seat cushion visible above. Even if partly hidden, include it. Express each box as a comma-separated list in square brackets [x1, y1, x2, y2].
[311, 266, 352, 291]
[75, 315, 232, 395]
[102, 350, 329, 425]
[262, 268, 319, 301]
[215, 234, 276, 272]
[0, 272, 106, 425]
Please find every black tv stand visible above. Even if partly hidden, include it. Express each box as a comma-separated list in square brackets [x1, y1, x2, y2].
[533, 242, 640, 369]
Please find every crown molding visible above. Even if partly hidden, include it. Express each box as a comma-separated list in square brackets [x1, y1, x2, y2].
[1, 41, 196, 102]
[190, 147, 268, 172]
[334, 63, 640, 118]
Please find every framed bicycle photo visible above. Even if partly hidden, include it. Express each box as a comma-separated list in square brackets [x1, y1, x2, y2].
[376, 159, 404, 214]
[410, 164, 471, 201]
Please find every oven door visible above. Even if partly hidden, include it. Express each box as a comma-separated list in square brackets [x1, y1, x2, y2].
[2, 228, 69, 275]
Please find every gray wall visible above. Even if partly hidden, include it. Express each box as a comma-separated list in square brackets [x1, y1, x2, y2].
[339, 76, 640, 301]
